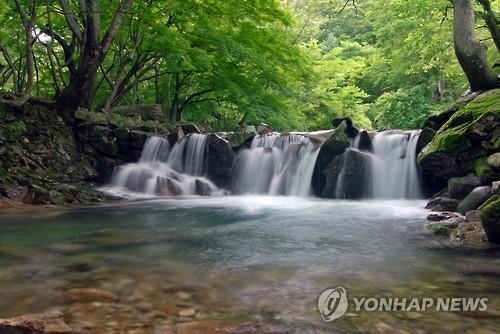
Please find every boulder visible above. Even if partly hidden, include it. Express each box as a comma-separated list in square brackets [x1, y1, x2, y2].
[416, 127, 435, 156]
[425, 196, 460, 212]
[129, 130, 153, 150]
[54, 288, 119, 304]
[0, 316, 44, 334]
[427, 216, 464, 235]
[465, 210, 481, 222]
[6, 186, 31, 203]
[457, 186, 492, 214]
[74, 108, 109, 125]
[180, 123, 201, 135]
[110, 104, 163, 121]
[332, 117, 359, 138]
[418, 89, 500, 180]
[256, 122, 273, 135]
[487, 152, 500, 169]
[194, 179, 213, 196]
[205, 134, 235, 190]
[493, 181, 500, 195]
[427, 211, 460, 222]
[94, 157, 121, 183]
[312, 129, 350, 196]
[79, 125, 118, 157]
[481, 196, 500, 244]
[474, 157, 500, 184]
[356, 130, 373, 152]
[448, 173, 481, 199]
[322, 148, 369, 199]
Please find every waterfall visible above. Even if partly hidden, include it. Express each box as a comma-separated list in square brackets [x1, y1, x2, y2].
[235, 133, 320, 196]
[106, 134, 220, 197]
[368, 130, 422, 199]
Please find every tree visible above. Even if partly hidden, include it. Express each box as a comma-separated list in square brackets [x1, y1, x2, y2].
[452, 0, 500, 91]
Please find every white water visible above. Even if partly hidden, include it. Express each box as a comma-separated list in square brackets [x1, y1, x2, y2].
[235, 133, 320, 196]
[103, 134, 220, 197]
[369, 130, 422, 199]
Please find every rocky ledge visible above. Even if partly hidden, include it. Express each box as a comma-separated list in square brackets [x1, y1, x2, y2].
[418, 89, 500, 247]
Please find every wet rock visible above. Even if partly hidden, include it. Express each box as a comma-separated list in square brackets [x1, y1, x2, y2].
[331, 117, 359, 138]
[205, 134, 235, 190]
[356, 130, 373, 152]
[178, 308, 196, 317]
[129, 131, 153, 150]
[457, 186, 492, 213]
[0, 315, 45, 334]
[37, 310, 74, 334]
[110, 104, 163, 121]
[180, 123, 202, 135]
[175, 320, 237, 334]
[54, 288, 119, 304]
[425, 196, 460, 212]
[427, 216, 464, 235]
[322, 148, 369, 199]
[474, 157, 500, 184]
[74, 109, 109, 126]
[194, 179, 212, 196]
[94, 157, 121, 183]
[427, 212, 460, 222]
[448, 173, 481, 199]
[312, 129, 350, 196]
[481, 196, 500, 244]
[256, 123, 273, 135]
[416, 127, 435, 156]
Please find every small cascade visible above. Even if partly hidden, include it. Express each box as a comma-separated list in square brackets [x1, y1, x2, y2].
[235, 133, 320, 196]
[368, 130, 422, 199]
[106, 134, 220, 197]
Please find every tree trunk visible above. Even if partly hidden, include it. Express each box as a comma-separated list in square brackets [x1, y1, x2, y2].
[453, 0, 500, 91]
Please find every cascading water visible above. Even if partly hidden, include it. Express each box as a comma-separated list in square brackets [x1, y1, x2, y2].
[235, 133, 320, 196]
[333, 130, 422, 199]
[368, 130, 422, 199]
[104, 134, 220, 197]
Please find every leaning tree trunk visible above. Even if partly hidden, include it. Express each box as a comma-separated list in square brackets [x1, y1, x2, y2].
[453, 0, 500, 91]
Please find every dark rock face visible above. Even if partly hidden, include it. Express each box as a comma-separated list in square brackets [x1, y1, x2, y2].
[322, 148, 369, 199]
[356, 130, 373, 152]
[312, 130, 350, 196]
[205, 134, 235, 190]
[416, 127, 435, 156]
[331, 117, 359, 138]
[195, 179, 212, 196]
[425, 196, 460, 212]
[457, 186, 492, 214]
[448, 173, 481, 199]
[481, 196, 500, 244]
[418, 90, 500, 182]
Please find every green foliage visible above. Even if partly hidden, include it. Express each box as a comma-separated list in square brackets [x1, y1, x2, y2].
[0, 121, 26, 143]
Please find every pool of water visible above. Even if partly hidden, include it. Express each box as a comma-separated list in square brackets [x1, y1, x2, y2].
[1, 196, 499, 332]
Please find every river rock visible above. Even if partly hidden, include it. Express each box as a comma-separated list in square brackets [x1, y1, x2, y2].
[257, 123, 273, 135]
[175, 321, 237, 334]
[356, 130, 373, 152]
[425, 196, 460, 212]
[129, 130, 153, 150]
[0, 316, 45, 334]
[481, 196, 500, 244]
[194, 179, 212, 196]
[474, 157, 500, 184]
[448, 173, 481, 199]
[205, 134, 235, 190]
[487, 153, 500, 169]
[322, 148, 369, 199]
[312, 129, 350, 196]
[465, 210, 481, 222]
[54, 288, 119, 304]
[332, 117, 359, 138]
[493, 181, 500, 195]
[457, 186, 492, 214]
[427, 216, 464, 235]
[427, 211, 460, 222]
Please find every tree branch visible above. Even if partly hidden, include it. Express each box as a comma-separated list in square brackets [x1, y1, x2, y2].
[101, 0, 133, 57]
[58, 0, 83, 43]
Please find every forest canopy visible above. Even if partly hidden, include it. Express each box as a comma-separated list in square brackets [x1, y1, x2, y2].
[0, 0, 499, 131]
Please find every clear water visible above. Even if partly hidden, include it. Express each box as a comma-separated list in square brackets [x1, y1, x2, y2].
[1, 197, 499, 332]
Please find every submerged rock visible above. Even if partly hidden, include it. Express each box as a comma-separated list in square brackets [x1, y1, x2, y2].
[54, 288, 119, 304]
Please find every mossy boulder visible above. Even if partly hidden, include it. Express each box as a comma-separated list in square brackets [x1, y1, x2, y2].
[481, 195, 500, 244]
[474, 156, 500, 183]
[418, 89, 500, 180]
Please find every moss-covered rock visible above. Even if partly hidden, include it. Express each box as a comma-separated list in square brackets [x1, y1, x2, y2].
[418, 89, 500, 180]
[481, 196, 500, 244]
